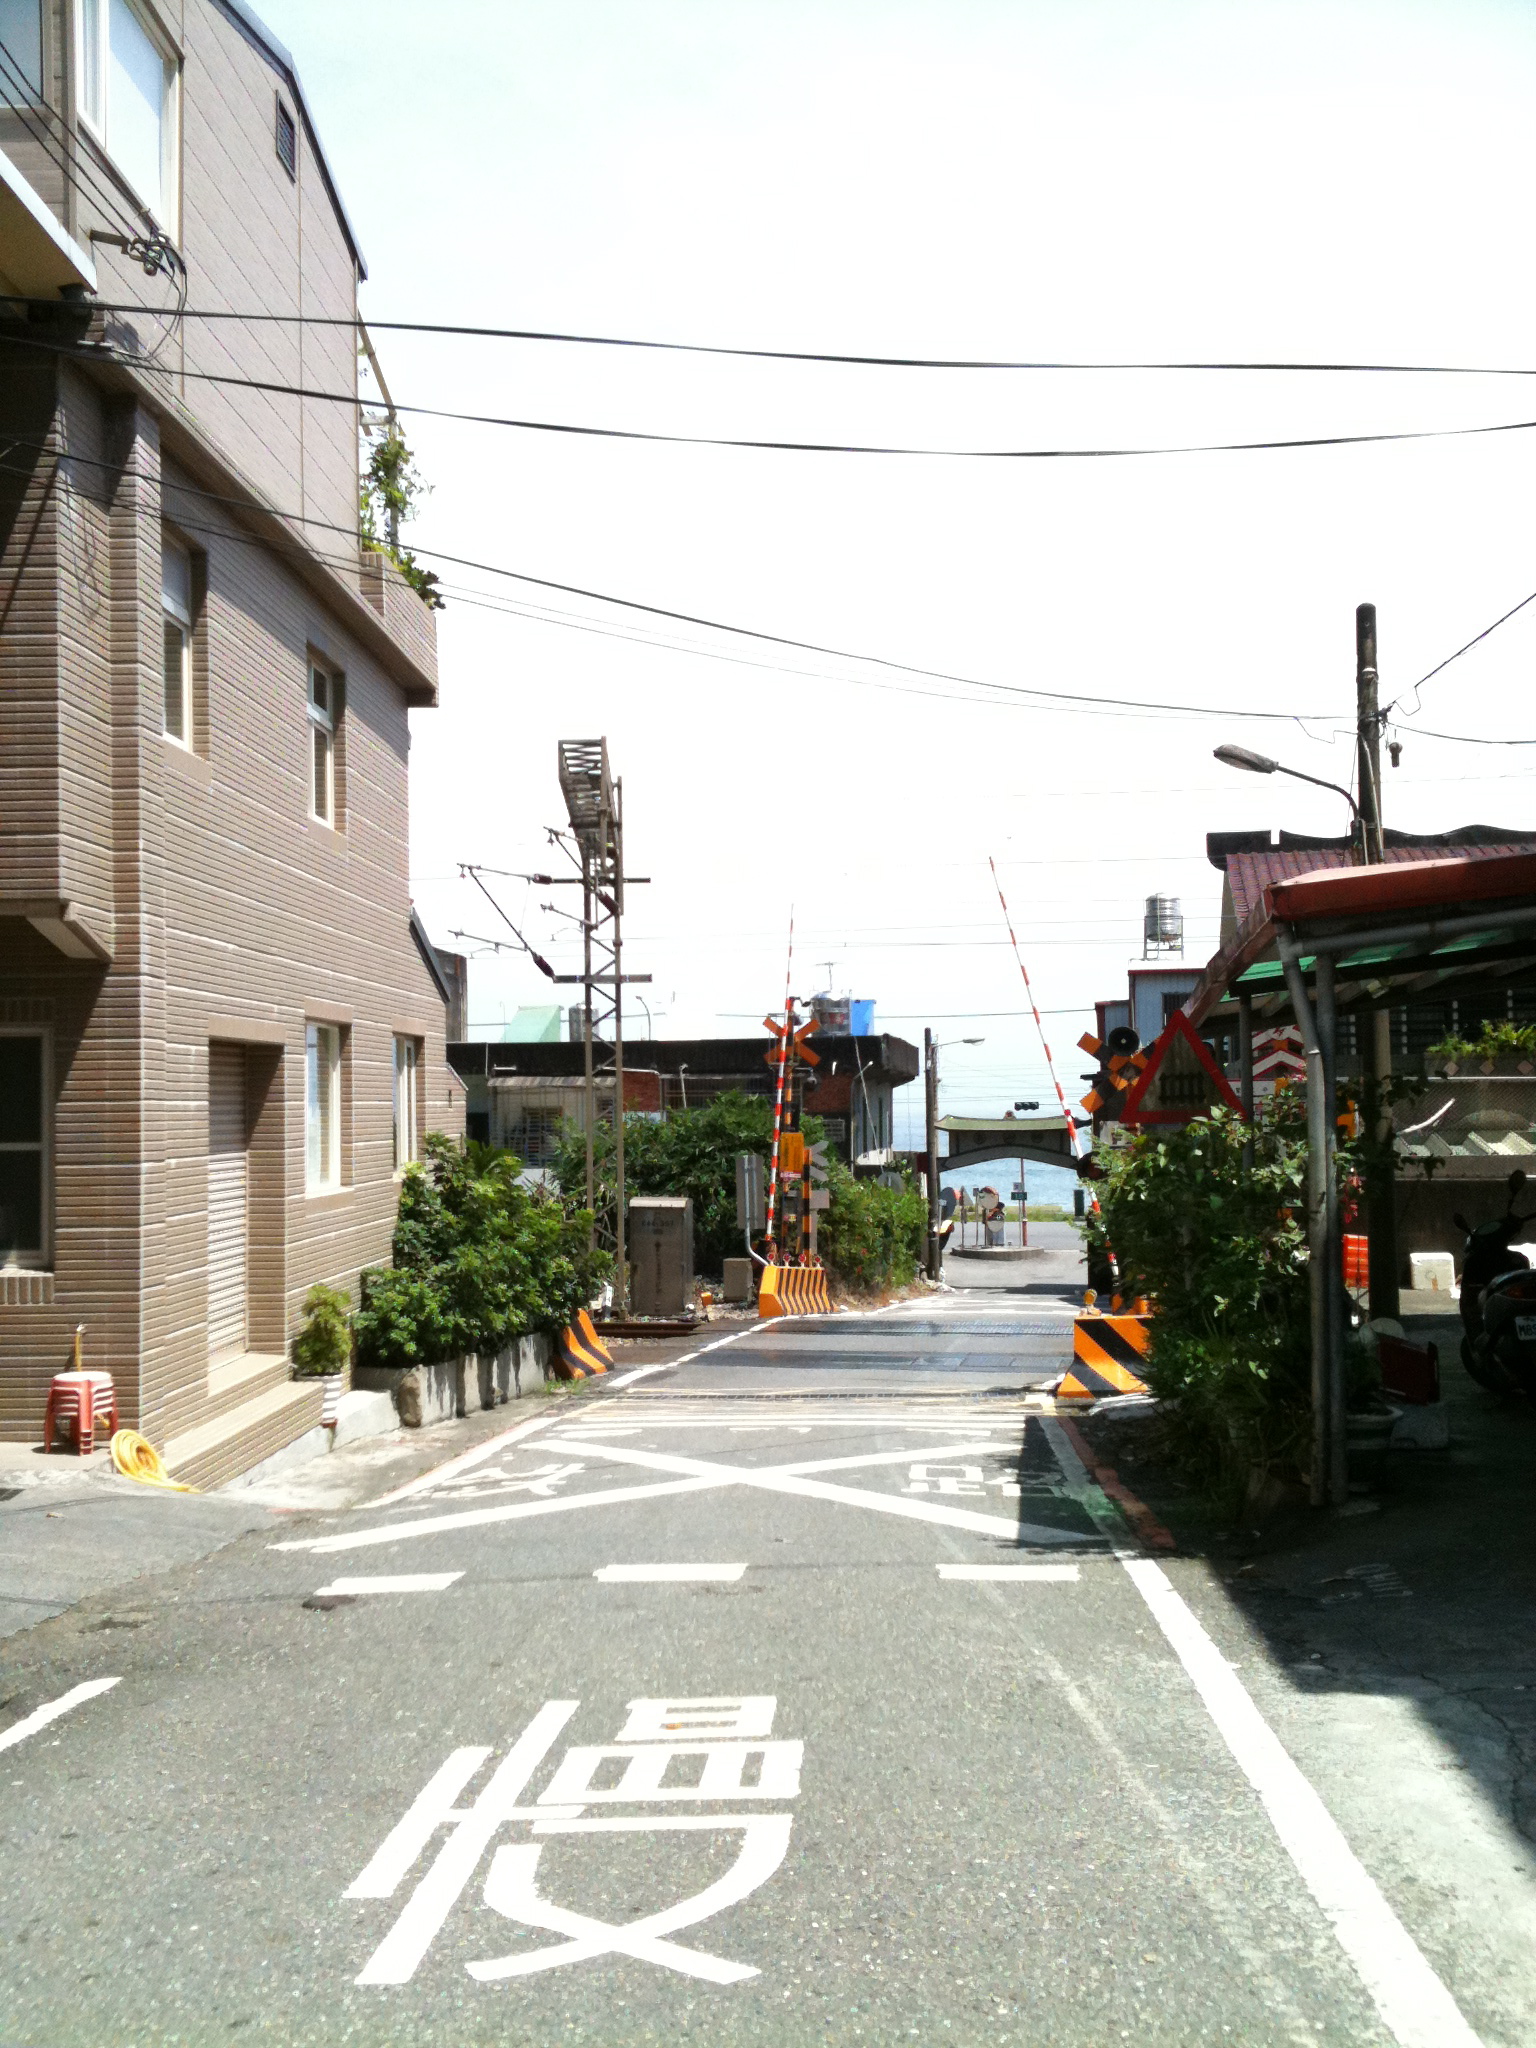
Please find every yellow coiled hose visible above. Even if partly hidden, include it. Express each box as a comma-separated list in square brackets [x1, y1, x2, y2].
[110, 1430, 197, 1492]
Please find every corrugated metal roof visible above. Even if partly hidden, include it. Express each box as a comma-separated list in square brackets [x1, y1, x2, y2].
[1224, 842, 1536, 927]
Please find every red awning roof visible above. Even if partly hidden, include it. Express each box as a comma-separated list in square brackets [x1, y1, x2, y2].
[1221, 840, 1536, 927]
[1184, 846, 1536, 1027]
[1266, 848, 1536, 924]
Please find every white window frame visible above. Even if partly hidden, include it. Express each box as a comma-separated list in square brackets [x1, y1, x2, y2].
[161, 529, 192, 748]
[393, 1036, 419, 1172]
[75, 0, 180, 232]
[305, 1022, 342, 1193]
[0, 1027, 50, 1271]
[308, 660, 336, 826]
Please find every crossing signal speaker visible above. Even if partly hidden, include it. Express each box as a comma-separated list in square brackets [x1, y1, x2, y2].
[1106, 1025, 1141, 1058]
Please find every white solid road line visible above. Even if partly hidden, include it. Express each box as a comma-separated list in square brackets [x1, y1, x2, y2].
[315, 1573, 464, 1596]
[1122, 1557, 1483, 2048]
[937, 1563, 1080, 1582]
[594, 1563, 747, 1582]
[604, 1322, 767, 1389]
[0, 1677, 120, 1756]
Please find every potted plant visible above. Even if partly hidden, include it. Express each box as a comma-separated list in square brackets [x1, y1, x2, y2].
[291, 1282, 353, 1427]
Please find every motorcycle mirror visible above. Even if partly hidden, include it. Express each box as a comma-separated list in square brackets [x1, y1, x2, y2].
[1510, 1168, 1529, 1196]
[1452, 1213, 1472, 1235]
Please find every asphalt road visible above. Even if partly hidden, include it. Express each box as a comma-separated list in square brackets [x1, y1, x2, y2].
[0, 1269, 1524, 2046]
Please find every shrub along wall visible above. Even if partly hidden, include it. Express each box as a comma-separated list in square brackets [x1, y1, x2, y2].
[550, 1092, 924, 1291]
[1088, 1096, 1314, 1503]
[355, 1135, 609, 1369]
[817, 1159, 926, 1291]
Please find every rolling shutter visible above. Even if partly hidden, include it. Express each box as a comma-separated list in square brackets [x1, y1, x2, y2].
[207, 1044, 248, 1358]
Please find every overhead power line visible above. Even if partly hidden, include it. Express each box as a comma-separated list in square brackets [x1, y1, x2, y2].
[14, 334, 1536, 463]
[14, 426, 1525, 745]
[0, 441, 1335, 725]
[77, 302, 1536, 379]
[1391, 586, 1536, 730]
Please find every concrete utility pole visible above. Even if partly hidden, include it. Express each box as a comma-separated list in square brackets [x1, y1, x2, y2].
[924, 1030, 941, 1280]
[1355, 604, 1384, 865]
[1355, 603, 1400, 1319]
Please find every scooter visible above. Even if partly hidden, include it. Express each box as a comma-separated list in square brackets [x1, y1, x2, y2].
[1455, 1168, 1536, 1396]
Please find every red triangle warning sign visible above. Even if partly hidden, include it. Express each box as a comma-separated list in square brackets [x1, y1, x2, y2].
[1120, 1011, 1242, 1127]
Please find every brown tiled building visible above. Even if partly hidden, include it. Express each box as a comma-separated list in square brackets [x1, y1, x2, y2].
[0, 0, 460, 1483]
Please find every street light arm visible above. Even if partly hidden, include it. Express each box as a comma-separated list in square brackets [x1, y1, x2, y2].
[1215, 743, 1361, 827]
[1273, 762, 1362, 823]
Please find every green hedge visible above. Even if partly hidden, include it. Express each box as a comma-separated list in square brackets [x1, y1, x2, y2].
[551, 1091, 924, 1290]
[355, 1135, 610, 1368]
[817, 1160, 926, 1291]
[1088, 1096, 1312, 1500]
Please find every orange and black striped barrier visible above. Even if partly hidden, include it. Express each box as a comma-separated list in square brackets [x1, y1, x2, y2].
[1057, 1311, 1151, 1399]
[757, 1264, 833, 1318]
[555, 1308, 615, 1379]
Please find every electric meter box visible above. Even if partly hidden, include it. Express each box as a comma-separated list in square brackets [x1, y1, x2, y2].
[629, 1196, 695, 1317]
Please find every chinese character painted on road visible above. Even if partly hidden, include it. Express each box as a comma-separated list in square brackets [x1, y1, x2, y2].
[346, 1695, 801, 1987]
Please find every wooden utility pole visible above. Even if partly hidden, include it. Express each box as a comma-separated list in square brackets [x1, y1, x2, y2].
[924, 1029, 941, 1280]
[1355, 603, 1400, 1318]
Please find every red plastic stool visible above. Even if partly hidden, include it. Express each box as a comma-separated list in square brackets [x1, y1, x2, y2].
[44, 1372, 119, 1457]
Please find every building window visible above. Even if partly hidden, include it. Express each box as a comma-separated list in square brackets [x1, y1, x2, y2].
[308, 660, 337, 824]
[0, 0, 44, 98]
[0, 1033, 46, 1269]
[275, 95, 296, 178]
[162, 531, 192, 745]
[393, 1036, 418, 1170]
[77, 0, 179, 227]
[305, 1023, 341, 1191]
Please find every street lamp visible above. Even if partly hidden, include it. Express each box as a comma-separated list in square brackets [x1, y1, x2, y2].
[678, 1062, 689, 1111]
[1213, 744, 1362, 830]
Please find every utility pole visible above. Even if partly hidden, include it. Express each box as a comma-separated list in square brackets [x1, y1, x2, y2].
[1355, 603, 1383, 864]
[924, 1029, 941, 1280]
[1354, 603, 1400, 1319]
[556, 740, 649, 1316]
[612, 777, 627, 1314]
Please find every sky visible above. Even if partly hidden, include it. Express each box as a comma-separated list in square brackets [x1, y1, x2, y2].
[259, 0, 1536, 1148]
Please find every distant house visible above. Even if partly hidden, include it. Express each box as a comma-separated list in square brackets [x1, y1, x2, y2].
[0, 1, 459, 1483]
[449, 1035, 921, 1169]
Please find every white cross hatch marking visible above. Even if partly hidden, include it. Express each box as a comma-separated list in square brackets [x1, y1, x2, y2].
[277, 1439, 1097, 1553]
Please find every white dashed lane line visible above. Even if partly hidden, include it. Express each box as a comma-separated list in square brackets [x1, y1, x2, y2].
[0, 1677, 120, 1755]
[314, 1573, 464, 1597]
[594, 1563, 747, 1582]
[937, 1563, 1081, 1582]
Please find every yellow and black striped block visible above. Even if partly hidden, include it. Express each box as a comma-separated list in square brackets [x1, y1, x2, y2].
[575, 1309, 614, 1366]
[1058, 1313, 1151, 1399]
[758, 1264, 833, 1318]
[555, 1312, 613, 1379]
